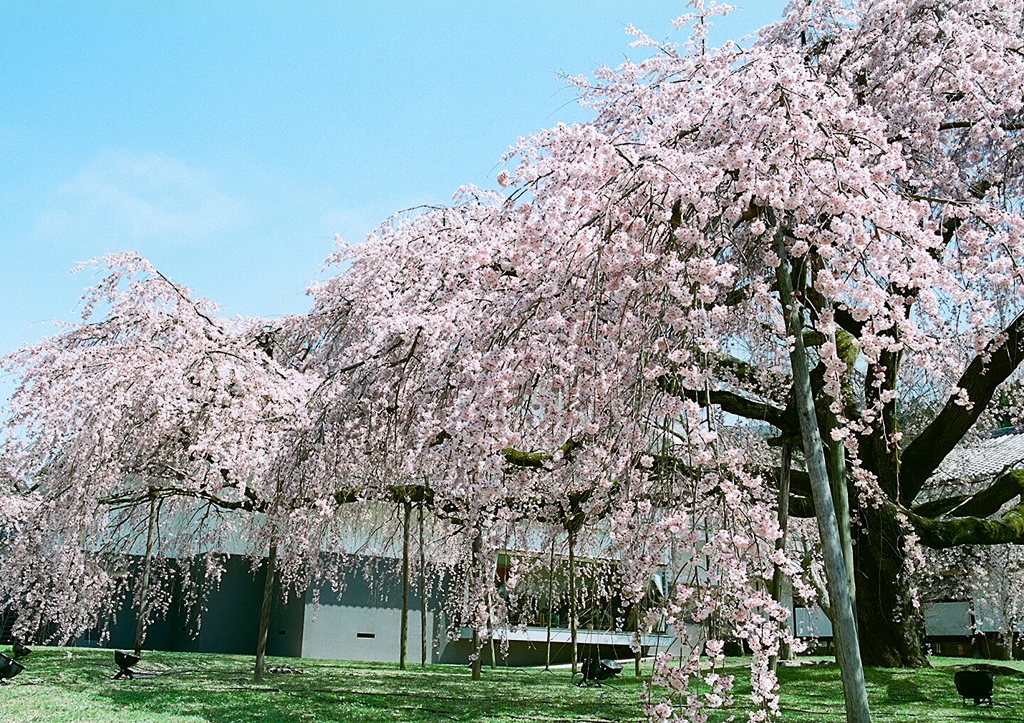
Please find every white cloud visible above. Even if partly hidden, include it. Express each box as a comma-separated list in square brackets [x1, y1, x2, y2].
[35, 150, 247, 245]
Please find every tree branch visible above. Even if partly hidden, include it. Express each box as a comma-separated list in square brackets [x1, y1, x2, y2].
[912, 470, 1024, 520]
[657, 374, 793, 430]
[803, 286, 865, 338]
[501, 438, 581, 470]
[906, 503, 1024, 548]
[900, 310, 1024, 504]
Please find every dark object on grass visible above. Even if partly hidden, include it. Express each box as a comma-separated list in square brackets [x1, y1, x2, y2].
[576, 657, 623, 687]
[0, 652, 25, 683]
[12, 640, 31, 659]
[114, 650, 141, 680]
[954, 669, 994, 707]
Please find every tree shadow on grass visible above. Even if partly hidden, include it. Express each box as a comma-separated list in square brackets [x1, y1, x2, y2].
[773, 660, 1024, 721]
[93, 660, 649, 723]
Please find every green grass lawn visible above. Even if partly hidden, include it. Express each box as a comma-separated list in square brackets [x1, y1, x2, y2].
[2, 648, 1024, 722]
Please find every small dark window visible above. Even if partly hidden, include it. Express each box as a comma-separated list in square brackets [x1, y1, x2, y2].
[356, 632, 375, 639]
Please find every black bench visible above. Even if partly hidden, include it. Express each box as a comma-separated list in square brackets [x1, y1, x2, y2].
[954, 669, 994, 707]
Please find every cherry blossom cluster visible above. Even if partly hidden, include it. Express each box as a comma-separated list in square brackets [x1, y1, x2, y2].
[3, 1, 1024, 721]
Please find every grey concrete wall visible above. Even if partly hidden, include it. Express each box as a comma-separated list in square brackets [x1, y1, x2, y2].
[300, 557, 437, 663]
[301, 603, 434, 663]
[79, 554, 305, 658]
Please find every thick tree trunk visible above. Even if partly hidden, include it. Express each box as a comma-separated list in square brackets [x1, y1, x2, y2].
[854, 507, 929, 668]
[254, 541, 278, 682]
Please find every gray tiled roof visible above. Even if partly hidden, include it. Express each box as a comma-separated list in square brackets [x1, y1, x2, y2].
[928, 429, 1024, 483]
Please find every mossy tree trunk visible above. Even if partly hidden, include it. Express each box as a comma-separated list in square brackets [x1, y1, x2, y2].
[854, 507, 929, 668]
[664, 200, 1024, 672]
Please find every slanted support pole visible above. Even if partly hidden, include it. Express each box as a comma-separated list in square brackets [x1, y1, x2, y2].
[254, 541, 278, 682]
[419, 502, 428, 668]
[470, 530, 483, 681]
[400, 499, 412, 670]
[775, 228, 871, 723]
[568, 527, 578, 676]
[133, 491, 159, 656]
[770, 442, 793, 672]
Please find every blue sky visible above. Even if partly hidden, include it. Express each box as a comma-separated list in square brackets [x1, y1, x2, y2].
[0, 1, 789, 400]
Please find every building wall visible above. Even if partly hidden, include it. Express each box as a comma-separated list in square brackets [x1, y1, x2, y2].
[436, 626, 681, 667]
[80, 554, 304, 657]
[301, 603, 434, 663]
[793, 602, 976, 644]
[78, 556, 1007, 665]
[300, 557, 437, 663]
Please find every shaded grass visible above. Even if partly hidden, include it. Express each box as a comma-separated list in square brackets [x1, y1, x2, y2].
[777, 658, 1024, 721]
[1, 648, 1024, 721]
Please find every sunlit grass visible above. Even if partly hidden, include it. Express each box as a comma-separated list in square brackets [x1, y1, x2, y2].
[1, 647, 1023, 721]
